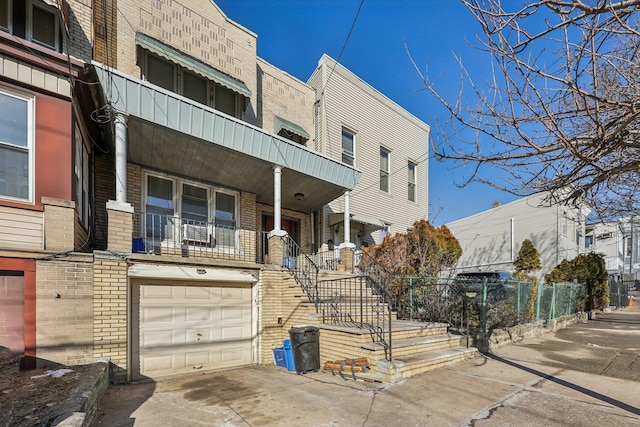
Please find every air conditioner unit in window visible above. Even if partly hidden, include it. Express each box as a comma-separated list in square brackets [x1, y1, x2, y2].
[183, 224, 213, 245]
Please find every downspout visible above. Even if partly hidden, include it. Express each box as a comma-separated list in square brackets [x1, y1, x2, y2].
[510, 217, 515, 262]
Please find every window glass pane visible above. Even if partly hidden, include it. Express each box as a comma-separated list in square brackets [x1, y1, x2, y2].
[182, 183, 208, 223]
[380, 148, 389, 192]
[32, 6, 56, 48]
[215, 192, 235, 223]
[214, 84, 236, 116]
[0, 147, 28, 199]
[183, 70, 208, 105]
[341, 129, 354, 166]
[0, 1, 8, 29]
[215, 192, 236, 246]
[147, 176, 173, 213]
[0, 93, 28, 147]
[146, 54, 175, 91]
[408, 162, 416, 202]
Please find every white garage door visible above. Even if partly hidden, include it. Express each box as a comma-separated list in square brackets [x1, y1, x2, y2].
[136, 283, 253, 379]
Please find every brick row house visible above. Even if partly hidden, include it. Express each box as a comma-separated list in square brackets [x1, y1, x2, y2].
[1, 0, 440, 382]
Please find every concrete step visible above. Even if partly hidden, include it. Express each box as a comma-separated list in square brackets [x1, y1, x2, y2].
[361, 333, 461, 357]
[376, 346, 479, 381]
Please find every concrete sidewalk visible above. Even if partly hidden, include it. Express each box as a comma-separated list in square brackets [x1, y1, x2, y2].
[91, 303, 640, 426]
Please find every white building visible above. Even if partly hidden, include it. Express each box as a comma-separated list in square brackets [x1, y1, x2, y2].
[445, 193, 588, 282]
[308, 55, 430, 249]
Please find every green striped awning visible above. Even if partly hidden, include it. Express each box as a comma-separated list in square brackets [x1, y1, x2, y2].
[135, 32, 251, 98]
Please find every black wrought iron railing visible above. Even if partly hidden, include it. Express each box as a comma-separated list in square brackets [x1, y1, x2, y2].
[317, 275, 393, 359]
[310, 249, 342, 271]
[132, 212, 268, 263]
[280, 235, 320, 307]
[350, 247, 395, 360]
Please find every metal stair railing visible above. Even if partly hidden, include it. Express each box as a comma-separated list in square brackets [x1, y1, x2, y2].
[281, 235, 320, 308]
[317, 274, 393, 360]
[350, 247, 395, 361]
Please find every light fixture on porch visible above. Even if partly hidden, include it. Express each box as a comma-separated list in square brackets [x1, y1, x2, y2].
[294, 192, 305, 200]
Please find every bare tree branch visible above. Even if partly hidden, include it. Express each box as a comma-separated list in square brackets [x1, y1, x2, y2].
[415, 0, 640, 219]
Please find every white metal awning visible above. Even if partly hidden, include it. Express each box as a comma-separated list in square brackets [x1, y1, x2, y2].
[328, 213, 387, 230]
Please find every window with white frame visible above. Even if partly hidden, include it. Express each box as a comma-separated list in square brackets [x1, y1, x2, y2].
[0, 1, 62, 52]
[140, 51, 240, 118]
[74, 124, 90, 228]
[341, 128, 355, 166]
[0, 88, 34, 202]
[144, 173, 238, 246]
[408, 161, 416, 202]
[380, 147, 390, 192]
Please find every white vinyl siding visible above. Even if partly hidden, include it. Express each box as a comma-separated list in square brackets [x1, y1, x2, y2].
[310, 56, 430, 240]
[0, 205, 43, 250]
[446, 193, 584, 282]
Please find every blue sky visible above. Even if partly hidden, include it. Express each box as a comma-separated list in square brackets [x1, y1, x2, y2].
[216, 0, 518, 225]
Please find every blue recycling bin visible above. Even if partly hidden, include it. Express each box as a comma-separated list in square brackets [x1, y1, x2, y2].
[284, 257, 297, 269]
[283, 339, 295, 372]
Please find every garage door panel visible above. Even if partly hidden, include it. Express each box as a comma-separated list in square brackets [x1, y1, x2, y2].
[142, 285, 174, 299]
[185, 351, 211, 366]
[185, 306, 212, 322]
[220, 346, 250, 364]
[138, 283, 253, 379]
[141, 354, 175, 373]
[185, 286, 217, 300]
[141, 329, 177, 348]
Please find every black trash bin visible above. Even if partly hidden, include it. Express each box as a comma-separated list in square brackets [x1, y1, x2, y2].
[288, 326, 320, 374]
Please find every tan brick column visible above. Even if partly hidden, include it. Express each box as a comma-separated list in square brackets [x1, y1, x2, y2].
[42, 197, 76, 252]
[340, 246, 355, 271]
[268, 234, 285, 266]
[106, 200, 134, 253]
[93, 252, 128, 382]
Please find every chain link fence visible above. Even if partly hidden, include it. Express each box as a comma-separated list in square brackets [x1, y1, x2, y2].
[393, 276, 585, 333]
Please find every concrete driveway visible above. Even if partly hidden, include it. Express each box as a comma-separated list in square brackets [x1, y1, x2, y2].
[91, 298, 640, 427]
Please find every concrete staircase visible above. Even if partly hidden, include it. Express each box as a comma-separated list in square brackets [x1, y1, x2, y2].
[288, 269, 478, 382]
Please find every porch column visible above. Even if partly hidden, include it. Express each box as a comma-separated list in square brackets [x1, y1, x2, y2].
[339, 191, 355, 249]
[270, 165, 286, 237]
[114, 112, 128, 203]
[343, 191, 351, 244]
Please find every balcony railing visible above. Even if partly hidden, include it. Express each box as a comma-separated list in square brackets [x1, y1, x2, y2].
[132, 212, 268, 263]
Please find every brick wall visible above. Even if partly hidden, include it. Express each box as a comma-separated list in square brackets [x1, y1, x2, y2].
[66, 0, 94, 61]
[114, 0, 258, 122]
[92, 0, 117, 66]
[258, 266, 321, 365]
[93, 253, 128, 382]
[94, 151, 115, 250]
[43, 197, 76, 252]
[257, 58, 314, 140]
[35, 256, 94, 366]
[106, 201, 133, 253]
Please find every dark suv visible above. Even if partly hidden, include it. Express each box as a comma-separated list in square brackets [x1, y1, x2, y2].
[454, 271, 513, 301]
